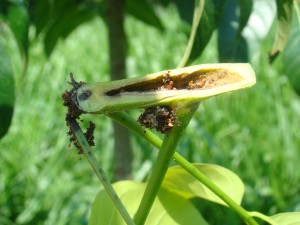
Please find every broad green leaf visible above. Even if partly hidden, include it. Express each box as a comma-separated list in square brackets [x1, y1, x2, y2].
[189, 0, 220, 63]
[126, 0, 164, 31]
[282, 5, 300, 95]
[251, 211, 300, 225]
[154, 0, 226, 64]
[218, 0, 250, 62]
[174, 0, 225, 64]
[44, 4, 95, 56]
[0, 39, 14, 139]
[240, 0, 276, 61]
[162, 163, 244, 206]
[237, 0, 253, 34]
[174, 0, 194, 24]
[28, 0, 52, 35]
[6, 1, 29, 59]
[188, 0, 226, 64]
[176, 0, 204, 68]
[271, 212, 300, 225]
[269, 0, 293, 63]
[89, 181, 208, 225]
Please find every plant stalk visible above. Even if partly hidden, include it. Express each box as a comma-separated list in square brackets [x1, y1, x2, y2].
[109, 111, 259, 225]
[132, 102, 200, 225]
[68, 119, 135, 225]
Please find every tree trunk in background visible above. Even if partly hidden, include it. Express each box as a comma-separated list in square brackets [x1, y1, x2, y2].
[105, 0, 132, 180]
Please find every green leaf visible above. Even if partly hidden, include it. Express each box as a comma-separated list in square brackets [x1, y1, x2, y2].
[239, 0, 276, 61]
[218, 0, 250, 62]
[176, 0, 204, 68]
[269, 0, 293, 63]
[0, 39, 14, 139]
[251, 211, 300, 225]
[126, 0, 164, 31]
[174, 0, 194, 24]
[189, 0, 219, 63]
[271, 212, 300, 225]
[44, 4, 95, 56]
[6, 1, 29, 59]
[237, 0, 253, 34]
[175, 0, 225, 64]
[89, 181, 208, 225]
[282, 7, 300, 95]
[28, 0, 52, 36]
[162, 163, 244, 206]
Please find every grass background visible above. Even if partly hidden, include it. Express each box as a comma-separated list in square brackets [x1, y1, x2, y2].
[1, 5, 300, 225]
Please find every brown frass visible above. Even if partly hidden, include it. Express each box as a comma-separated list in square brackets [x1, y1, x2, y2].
[62, 74, 96, 153]
[106, 68, 243, 96]
[138, 106, 176, 134]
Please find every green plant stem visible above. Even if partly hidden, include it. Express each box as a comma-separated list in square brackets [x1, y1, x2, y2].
[109, 111, 259, 225]
[108, 112, 162, 148]
[68, 119, 135, 225]
[173, 154, 259, 225]
[250, 211, 275, 225]
[126, 102, 200, 225]
[177, 0, 205, 68]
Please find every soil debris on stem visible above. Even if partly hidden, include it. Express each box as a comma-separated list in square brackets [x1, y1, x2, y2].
[138, 106, 176, 134]
[62, 74, 96, 153]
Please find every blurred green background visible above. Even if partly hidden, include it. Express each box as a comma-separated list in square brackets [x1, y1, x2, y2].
[1, 0, 300, 224]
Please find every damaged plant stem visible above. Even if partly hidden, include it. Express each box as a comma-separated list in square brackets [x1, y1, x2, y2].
[62, 80, 135, 225]
[72, 63, 255, 115]
[134, 100, 201, 225]
[66, 63, 256, 224]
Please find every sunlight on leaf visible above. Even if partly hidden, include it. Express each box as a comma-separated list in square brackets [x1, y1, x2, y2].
[251, 211, 300, 225]
[271, 212, 300, 225]
[89, 181, 208, 225]
[162, 163, 244, 206]
[242, 0, 276, 58]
